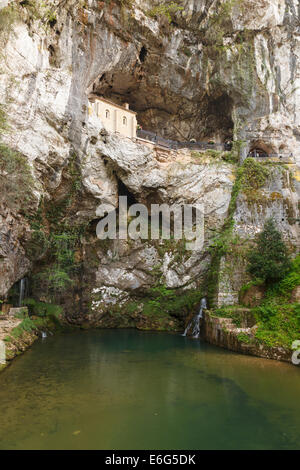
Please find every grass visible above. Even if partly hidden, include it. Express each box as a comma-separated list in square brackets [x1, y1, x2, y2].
[4, 300, 63, 343]
[213, 305, 244, 327]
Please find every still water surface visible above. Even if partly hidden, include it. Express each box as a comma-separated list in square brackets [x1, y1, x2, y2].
[0, 329, 299, 450]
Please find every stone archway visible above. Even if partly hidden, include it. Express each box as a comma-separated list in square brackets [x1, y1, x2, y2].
[248, 148, 269, 158]
[248, 141, 274, 158]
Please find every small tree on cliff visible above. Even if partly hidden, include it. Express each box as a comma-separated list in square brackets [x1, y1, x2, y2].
[247, 219, 291, 284]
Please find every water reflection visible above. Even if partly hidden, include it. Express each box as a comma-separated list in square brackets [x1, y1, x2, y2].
[0, 329, 299, 450]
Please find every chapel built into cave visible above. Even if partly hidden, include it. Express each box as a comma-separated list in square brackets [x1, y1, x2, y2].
[88, 96, 137, 139]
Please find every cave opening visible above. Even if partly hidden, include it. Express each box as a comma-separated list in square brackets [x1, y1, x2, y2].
[248, 141, 273, 158]
[118, 178, 137, 206]
[6, 277, 30, 308]
[89, 68, 234, 144]
[139, 46, 148, 63]
[248, 148, 269, 158]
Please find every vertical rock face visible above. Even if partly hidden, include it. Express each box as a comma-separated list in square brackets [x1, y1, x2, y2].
[0, 1, 299, 324]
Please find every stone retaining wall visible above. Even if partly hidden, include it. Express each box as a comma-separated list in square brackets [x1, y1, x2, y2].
[202, 311, 292, 364]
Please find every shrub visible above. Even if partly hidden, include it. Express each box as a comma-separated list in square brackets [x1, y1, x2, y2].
[247, 219, 291, 284]
[237, 333, 252, 344]
[254, 301, 300, 348]
[237, 157, 270, 200]
[275, 255, 300, 296]
[0, 143, 35, 212]
[23, 298, 62, 318]
[0, 4, 17, 38]
[141, 285, 203, 319]
[148, 2, 184, 23]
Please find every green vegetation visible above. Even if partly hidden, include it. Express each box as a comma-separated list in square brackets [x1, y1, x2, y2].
[204, 157, 244, 306]
[203, 157, 283, 306]
[239, 278, 264, 299]
[110, 285, 204, 331]
[141, 285, 202, 318]
[148, 1, 184, 24]
[0, 106, 35, 212]
[0, 142, 35, 212]
[237, 333, 252, 344]
[191, 142, 242, 165]
[251, 254, 300, 348]
[213, 305, 244, 327]
[224, 140, 246, 164]
[28, 224, 85, 299]
[7, 316, 37, 340]
[101, 285, 204, 331]
[25, 153, 85, 300]
[0, 105, 7, 133]
[237, 157, 270, 202]
[18, 0, 57, 26]
[152, 237, 187, 267]
[254, 301, 299, 349]
[0, 3, 17, 37]
[203, 0, 242, 53]
[23, 298, 63, 318]
[216, 255, 300, 349]
[247, 218, 291, 284]
[4, 300, 63, 344]
[31, 231, 80, 296]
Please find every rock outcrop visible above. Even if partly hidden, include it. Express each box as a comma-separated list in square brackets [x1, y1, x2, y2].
[0, 0, 298, 330]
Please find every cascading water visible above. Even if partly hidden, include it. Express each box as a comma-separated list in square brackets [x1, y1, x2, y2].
[182, 297, 207, 338]
[18, 278, 27, 307]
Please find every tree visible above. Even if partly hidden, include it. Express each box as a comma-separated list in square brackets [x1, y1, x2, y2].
[247, 219, 291, 284]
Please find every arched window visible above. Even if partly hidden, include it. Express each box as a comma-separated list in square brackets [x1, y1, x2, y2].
[123, 116, 127, 126]
[105, 109, 110, 119]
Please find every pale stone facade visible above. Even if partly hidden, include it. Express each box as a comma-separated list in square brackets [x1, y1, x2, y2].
[89, 96, 137, 138]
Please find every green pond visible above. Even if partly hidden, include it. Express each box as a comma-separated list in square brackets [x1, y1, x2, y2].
[0, 329, 299, 450]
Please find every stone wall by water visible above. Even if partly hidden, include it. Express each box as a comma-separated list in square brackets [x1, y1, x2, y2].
[202, 311, 292, 364]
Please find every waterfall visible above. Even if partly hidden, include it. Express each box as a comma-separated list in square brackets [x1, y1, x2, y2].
[18, 278, 27, 307]
[182, 297, 207, 338]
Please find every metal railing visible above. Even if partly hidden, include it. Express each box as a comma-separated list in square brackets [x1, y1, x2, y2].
[248, 151, 295, 162]
[136, 129, 226, 151]
[136, 130, 295, 161]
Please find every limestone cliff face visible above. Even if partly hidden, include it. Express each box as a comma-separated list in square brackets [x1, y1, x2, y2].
[0, 0, 299, 325]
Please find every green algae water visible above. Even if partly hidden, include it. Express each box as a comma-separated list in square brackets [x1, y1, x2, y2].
[0, 329, 299, 450]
